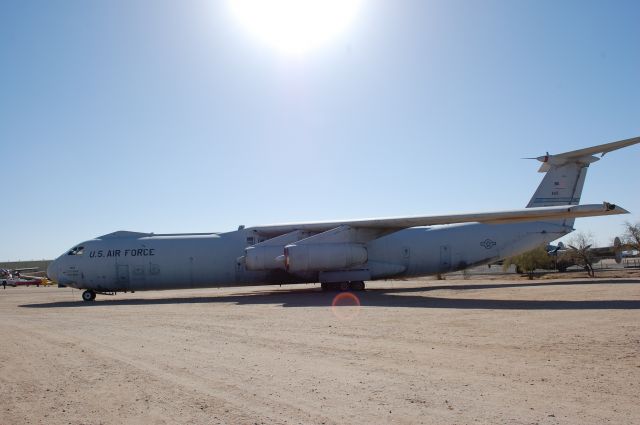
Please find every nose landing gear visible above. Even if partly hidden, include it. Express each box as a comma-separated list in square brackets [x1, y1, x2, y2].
[82, 290, 96, 302]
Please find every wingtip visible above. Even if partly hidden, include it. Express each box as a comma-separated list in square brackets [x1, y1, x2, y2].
[604, 202, 630, 214]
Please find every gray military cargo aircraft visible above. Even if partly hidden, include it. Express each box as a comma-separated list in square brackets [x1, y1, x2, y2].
[47, 137, 639, 301]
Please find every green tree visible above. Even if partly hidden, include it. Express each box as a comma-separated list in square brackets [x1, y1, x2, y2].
[503, 245, 553, 279]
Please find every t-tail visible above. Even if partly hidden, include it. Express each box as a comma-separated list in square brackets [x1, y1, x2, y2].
[526, 136, 640, 227]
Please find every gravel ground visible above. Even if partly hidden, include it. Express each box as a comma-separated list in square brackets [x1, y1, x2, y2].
[1, 277, 639, 425]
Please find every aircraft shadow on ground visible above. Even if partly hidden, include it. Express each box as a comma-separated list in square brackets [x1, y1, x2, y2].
[20, 279, 640, 310]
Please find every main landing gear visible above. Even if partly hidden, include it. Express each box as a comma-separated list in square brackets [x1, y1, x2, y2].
[82, 290, 96, 302]
[321, 281, 366, 292]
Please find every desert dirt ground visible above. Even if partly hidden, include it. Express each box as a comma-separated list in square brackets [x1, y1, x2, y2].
[1, 277, 639, 425]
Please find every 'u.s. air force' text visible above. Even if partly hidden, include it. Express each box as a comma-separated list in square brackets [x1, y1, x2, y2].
[89, 248, 156, 258]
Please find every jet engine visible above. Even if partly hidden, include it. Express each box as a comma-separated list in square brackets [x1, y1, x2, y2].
[284, 243, 367, 273]
[245, 246, 285, 271]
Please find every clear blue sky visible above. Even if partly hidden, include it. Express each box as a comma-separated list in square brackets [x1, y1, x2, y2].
[1, 0, 639, 261]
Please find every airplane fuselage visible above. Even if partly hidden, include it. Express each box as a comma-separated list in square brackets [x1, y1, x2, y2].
[49, 221, 569, 292]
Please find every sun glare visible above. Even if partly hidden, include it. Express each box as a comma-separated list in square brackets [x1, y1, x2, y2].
[228, 0, 363, 55]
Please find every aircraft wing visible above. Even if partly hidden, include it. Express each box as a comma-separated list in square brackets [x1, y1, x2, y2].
[14, 267, 39, 273]
[249, 202, 628, 238]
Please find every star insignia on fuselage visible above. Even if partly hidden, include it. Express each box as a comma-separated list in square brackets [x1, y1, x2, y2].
[480, 238, 497, 249]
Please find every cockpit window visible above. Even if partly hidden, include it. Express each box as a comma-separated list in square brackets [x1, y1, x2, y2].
[67, 246, 85, 256]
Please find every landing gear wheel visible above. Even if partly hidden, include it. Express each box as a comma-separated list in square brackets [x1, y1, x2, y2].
[351, 281, 365, 291]
[82, 290, 96, 302]
[321, 282, 343, 291]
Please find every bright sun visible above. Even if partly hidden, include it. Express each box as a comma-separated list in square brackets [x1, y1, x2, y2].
[228, 0, 363, 55]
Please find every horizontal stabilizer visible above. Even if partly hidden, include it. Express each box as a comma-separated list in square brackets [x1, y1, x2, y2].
[531, 136, 640, 172]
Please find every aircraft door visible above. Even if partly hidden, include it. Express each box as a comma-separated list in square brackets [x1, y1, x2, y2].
[235, 257, 245, 283]
[116, 265, 130, 288]
[439, 245, 451, 272]
[131, 264, 146, 288]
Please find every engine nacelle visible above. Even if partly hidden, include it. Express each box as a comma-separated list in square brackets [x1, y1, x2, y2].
[284, 243, 367, 273]
[245, 246, 285, 271]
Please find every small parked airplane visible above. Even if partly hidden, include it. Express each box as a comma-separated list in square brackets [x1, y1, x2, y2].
[547, 237, 624, 272]
[0, 268, 47, 287]
[47, 137, 639, 301]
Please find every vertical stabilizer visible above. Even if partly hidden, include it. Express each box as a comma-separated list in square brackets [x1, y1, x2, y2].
[525, 136, 640, 227]
[526, 162, 589, 208]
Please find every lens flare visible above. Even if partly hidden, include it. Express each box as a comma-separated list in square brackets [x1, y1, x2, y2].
[331, 292, 361, 320]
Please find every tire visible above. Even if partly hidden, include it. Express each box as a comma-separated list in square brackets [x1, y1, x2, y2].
[351, 281, 365, 291]
[82, 290, 95, 302]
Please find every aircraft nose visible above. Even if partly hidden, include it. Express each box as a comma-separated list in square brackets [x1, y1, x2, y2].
[46, 261, 58, 282]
